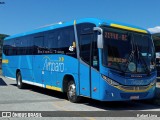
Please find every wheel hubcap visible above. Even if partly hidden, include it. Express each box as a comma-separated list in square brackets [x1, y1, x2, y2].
[68, 84, 76, 98]
[17, 75, 20, 86]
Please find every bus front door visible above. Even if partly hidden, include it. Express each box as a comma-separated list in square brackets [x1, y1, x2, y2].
[79, 32, 100, 99]
[79, 34, 92, 97]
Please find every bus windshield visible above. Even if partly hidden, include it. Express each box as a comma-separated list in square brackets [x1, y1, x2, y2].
[102, 27, 156, 74]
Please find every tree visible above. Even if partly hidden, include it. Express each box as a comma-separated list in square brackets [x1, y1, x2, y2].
[0, 34, 8, 40]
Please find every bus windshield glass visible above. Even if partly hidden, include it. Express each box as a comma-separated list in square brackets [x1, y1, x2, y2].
[102, 27, 155, 74]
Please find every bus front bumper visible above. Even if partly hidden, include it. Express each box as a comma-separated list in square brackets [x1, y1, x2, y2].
[99, 81, 156, 101]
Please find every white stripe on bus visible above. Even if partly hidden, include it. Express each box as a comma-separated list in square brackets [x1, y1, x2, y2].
[5, 76, 16, 80]
[5, 76, 45, 88]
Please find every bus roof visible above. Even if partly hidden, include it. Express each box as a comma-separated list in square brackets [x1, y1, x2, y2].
[5, 18, 149, 40]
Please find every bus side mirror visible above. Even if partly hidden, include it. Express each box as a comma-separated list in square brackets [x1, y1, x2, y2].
[93, 27, 103, 48]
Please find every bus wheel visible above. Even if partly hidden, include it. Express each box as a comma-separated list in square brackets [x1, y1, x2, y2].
[16, 71, 24, 89]
[67, 81, 81, 103]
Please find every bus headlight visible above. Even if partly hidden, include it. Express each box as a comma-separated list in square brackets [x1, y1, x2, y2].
[150, 79, 157, 86]
[101, 75, 120, 86]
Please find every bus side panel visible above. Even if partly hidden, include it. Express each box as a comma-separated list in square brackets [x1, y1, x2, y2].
[33, 55, 44, 85]
[79, 63, 90, 97]
[2, 56, 17, 78]
[56, 55, 79, 93]
[3, 67, 16, 79]
[19, 56, 33, 81]
[43, 70, 55, 87]
[41, 55, 60, 87]
[34, 55, 79, 89]
[2, 55, 33, 81]
[91, 69, 100, 100]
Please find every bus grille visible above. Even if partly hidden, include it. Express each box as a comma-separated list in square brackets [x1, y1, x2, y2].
[120, 86, 149, 91]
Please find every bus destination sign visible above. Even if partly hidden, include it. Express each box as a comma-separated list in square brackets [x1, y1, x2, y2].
[105, 31, 128, 41]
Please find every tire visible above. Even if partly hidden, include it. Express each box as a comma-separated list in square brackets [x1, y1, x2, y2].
[67, 81, 81, 103]
[16, 71, 24, 89]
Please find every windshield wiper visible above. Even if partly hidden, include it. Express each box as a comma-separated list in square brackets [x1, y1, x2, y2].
[137, 46, 151, 76]
[136, 35, 151, 75]
[124, 34, 136, 72]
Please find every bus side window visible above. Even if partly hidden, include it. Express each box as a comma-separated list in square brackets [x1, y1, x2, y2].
[64, 26, 77, 58]
[8, 39, 15, 55]
[79, 34, 92, 64]
[43, 26, 76, 57]
[27, 35, 34, 55]
[44, 31, 58, 54]
[22, 36, 29, 55]
[58, 26, 76, 57]
[3, 40, 9, 55]
[77, 23, 96, 65]
[14, 39, 21, 55]
[15, 38, 28, 55]
[92, 33, 99, 70]
[33, 36, 44, 54]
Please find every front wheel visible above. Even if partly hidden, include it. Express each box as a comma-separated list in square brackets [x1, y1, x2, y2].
[67, 81, 81, 103]
[16, 71, 24, 89]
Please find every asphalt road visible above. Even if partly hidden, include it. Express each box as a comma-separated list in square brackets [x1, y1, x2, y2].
[0, 76, 160, 120]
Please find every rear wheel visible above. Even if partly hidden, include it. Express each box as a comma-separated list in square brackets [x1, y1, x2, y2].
[16, 71, 24, 89]
[67, 81, 81, 103]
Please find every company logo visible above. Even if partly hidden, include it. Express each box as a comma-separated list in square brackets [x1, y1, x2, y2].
[2, 112, 11, 117]
[43, 56, 65, 73]
[1, 112, 42, 118]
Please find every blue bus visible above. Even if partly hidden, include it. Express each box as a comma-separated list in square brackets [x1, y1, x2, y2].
[2, 18, 156, 102]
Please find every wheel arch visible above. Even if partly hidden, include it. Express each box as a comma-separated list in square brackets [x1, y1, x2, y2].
[62, 74, 77, 93]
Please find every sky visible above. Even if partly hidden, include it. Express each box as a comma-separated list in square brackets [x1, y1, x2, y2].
[0, 0, 160, 35]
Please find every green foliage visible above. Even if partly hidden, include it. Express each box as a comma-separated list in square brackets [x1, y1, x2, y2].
[0, 34, 8, 40]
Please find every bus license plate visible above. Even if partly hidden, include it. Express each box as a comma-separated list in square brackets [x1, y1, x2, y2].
[130, 96, 139, 100]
